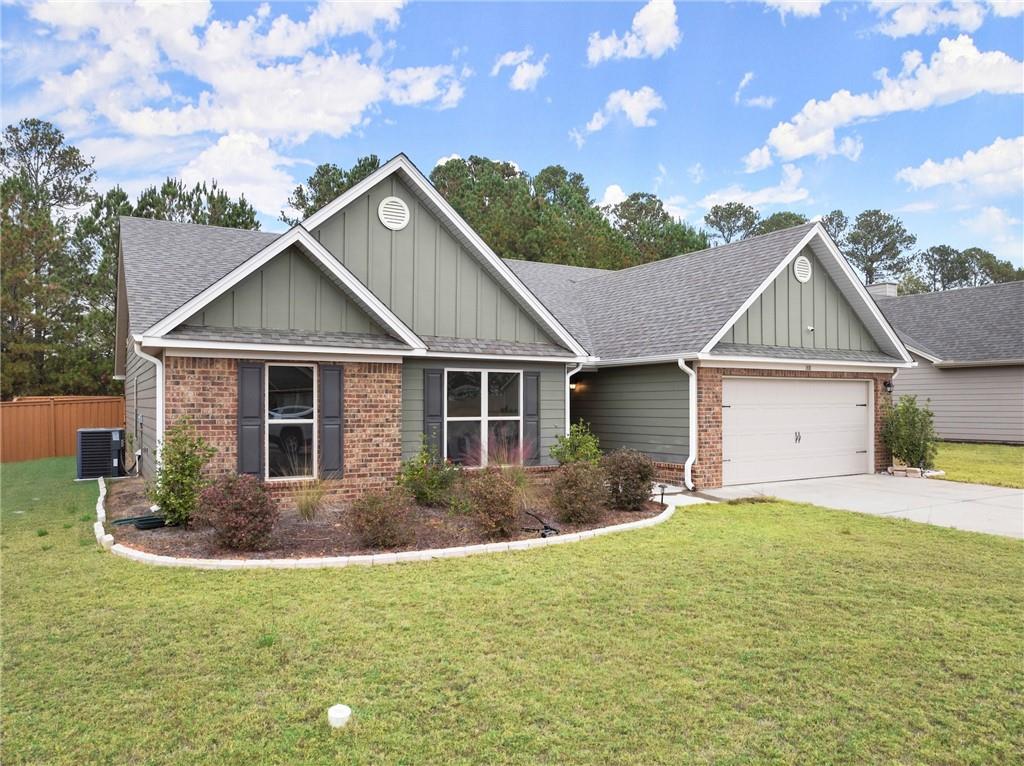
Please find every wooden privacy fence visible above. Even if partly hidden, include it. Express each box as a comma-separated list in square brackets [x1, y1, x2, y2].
[0, 396, 125, 463]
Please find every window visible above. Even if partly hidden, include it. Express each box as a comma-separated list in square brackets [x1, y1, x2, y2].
[444, 370, 522, 466]
[266, 364, 316, 479]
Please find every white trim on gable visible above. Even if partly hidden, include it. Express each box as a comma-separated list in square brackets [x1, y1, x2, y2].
[905, 345, 942, 364]
[301, 154, 591, 359]
[144, 226, 427, 351]
[701, 224, 913, 363]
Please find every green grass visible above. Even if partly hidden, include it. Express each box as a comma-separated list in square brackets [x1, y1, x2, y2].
[934, 441, 1024, 488]
[3, 458, 1023, 765]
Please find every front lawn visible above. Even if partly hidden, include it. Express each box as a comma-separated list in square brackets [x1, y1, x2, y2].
[934, 441, 1024, 489]
[3, 458, 1022, 765]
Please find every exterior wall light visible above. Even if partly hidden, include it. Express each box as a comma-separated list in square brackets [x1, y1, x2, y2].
[883, 380, 894, 394]
[569, 382, 578, 391]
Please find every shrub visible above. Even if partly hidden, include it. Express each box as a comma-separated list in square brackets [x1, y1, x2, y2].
[398, 440, 460, 506]
[148, 417, 216, 526]
[466, 467, 518, 540]
[200, 473, 279, 550]
[294, 477, 328, 521]
[350, 488, 412, 549]
[602, 449, 655, 511]
[551, 462, 607, 523]
[550, 419, 601, 465]
[883, 395, 938, 469]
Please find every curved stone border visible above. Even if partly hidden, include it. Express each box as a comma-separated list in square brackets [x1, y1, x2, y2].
[94, 477, 678, 570]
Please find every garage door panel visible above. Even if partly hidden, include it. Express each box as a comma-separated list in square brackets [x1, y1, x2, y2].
[722, 378, 871, 486]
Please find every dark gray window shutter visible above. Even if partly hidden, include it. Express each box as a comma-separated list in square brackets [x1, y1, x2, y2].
[423, 368, 443, 461]
[320, 365, 344, 477]
[523, 370, 541, 465]
[237, 363, 263, 475]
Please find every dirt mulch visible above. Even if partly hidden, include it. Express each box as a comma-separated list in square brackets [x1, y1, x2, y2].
[104, 477, 664, 560]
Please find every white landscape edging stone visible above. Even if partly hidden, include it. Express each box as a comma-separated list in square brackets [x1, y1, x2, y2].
[95, 478, 679, 571]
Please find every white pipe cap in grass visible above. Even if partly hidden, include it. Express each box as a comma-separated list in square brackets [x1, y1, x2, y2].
[327, 704, 352, 728]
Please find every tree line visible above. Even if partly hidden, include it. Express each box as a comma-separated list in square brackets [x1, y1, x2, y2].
[2, 118, 1020, 399]
[701, 202, 1022, 292]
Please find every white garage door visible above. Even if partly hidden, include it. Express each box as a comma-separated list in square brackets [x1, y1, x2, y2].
[722, 378, 872, 486]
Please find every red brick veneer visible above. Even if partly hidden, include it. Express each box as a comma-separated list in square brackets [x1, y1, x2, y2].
[691, 365, 892, 489]
[164, 356, 402, 504]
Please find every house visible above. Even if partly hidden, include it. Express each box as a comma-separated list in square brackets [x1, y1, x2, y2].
[115, 154, 913, 498]
[869, 281, 1024, 445]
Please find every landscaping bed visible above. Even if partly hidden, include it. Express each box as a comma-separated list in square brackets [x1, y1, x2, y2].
[105, 475, 663, 559]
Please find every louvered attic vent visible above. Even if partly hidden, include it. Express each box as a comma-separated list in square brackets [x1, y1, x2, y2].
[378, 196, 410, 231]
[793, 255, 813, 283]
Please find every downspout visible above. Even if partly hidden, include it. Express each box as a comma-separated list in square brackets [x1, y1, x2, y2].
[677, 358, 697, 491]
[133, 341, 164, 466]
[565, 362, 584, 434]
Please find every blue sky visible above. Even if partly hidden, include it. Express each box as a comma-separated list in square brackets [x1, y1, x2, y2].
[3, 0, 1022, 264]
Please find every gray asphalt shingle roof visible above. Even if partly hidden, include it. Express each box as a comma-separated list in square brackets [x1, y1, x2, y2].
[121, 216, 279, 335]
[420, 336, 576, 358]
[508, 223, 820, 359]
[711, 343, 901, 364]
[875, 281, 1024, 363]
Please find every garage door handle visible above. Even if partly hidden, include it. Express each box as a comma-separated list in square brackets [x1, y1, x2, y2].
[794, 431, 802, 443]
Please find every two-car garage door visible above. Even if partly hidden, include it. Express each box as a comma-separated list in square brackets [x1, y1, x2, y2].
[722, 378, 872, 486]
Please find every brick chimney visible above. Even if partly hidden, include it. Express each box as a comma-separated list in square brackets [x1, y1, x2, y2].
[866, 282, 898, 299]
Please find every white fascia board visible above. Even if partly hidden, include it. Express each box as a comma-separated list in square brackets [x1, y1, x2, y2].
[700, 226, 819, 354]
[420, 350, 585, 363]
[934, 358, 1024, 368]
[145, 337, 408, 357]
[143, 225, 426, 351]
[696, 352, 913, 371]
[905, 344, 943, 364]
[590, 353, 695, 368]
[301, 155, 590, 358]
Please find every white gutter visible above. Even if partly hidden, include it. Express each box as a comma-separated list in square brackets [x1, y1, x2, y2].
[133, 341, 164, 463]
[565, 362, 584, 434]
[677, 358, 697, 491]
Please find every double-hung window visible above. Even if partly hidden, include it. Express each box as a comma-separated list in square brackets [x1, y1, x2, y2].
[266, 364, 317, 479]
[444, 370, 522, 466]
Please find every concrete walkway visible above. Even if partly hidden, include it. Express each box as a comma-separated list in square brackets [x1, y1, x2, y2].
[703, 474, 1024, 539]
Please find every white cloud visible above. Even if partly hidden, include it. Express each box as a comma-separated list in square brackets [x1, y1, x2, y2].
[763, 1, 830, 20]
[757, 35, 1023, 164]
[688, 162, 704, 184]
[654, 163, 668, 191]
[584, 86, 666, 137]
[699, 164, 809, 208]
[180, 132, 298, 217]
[745, 95, 777, 108]
[734, 71, 755, 104]
[491, 46, 549, 91]
[961, 205, 1024, 263]
[896, 135, 1024, 195]
[990, 0, 1024, 16]
[435, 153, 462, 167]
[663, 194, 691, 221]
[77, 135, 209, 173]
[743, 145, 774, 173]
[599, 184, 628, 207]
[871, 1, 987, 38]
[587, 0, 680, 65]
[894, 200, 940, 213]
[733, 71, 776, 108]
[568, 128, 586, 150]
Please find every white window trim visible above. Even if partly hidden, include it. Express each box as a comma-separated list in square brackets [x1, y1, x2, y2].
[265, 362, 318, 482]
[443, 368, 524, 467]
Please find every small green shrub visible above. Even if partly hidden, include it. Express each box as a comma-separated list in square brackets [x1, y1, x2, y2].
[398, 440, 460, 506]
[883, 395, 938, 469]
[199, 473, 279, 550]
[350, 488, 412, 549]
[550, 419, 602, 465]
[148, 417, 215, 527]
[466, 467, 518, 540]
[551, 462, 606, 523]
[602, 449, 655, 511]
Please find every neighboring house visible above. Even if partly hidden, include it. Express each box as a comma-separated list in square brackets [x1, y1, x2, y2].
[115, 154, 913, 497]
[870, 281, 1024, 445]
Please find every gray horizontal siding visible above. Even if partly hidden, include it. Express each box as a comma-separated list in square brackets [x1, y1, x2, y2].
[125, 346, 158, 478]
[402, 358, 566, 466]
[722, 247, 879, 353]
[893, 355, 1024, 444]
[571, 363, 689, 463]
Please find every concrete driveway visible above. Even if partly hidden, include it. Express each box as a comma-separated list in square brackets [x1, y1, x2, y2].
[704, 474, 1024, 539]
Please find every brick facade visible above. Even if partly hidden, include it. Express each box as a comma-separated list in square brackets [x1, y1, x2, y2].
[691, 365, 892, 490]
[164, 356, 402, 505]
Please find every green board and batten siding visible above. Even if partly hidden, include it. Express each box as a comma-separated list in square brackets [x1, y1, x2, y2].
[401, 359, 567, 466]
[184, 247, 387, 335]
[721, 249, 879, 352]
[572, 364, 689, 464]
[313, 176, 556, 345]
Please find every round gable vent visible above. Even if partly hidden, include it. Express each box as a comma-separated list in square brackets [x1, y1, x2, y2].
[378, 196, 410, 231]
[793, 254, 813, 283]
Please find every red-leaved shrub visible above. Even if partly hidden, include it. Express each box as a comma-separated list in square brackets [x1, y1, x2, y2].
[466, 467, 518, 540]
[551, 462, 607, 523]
[199, 473, 279, 550]
[602, 449, 654, 511]
[350, 488, 412, 549]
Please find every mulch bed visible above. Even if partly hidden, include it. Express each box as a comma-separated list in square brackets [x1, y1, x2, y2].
[104, 476, 664, 560]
